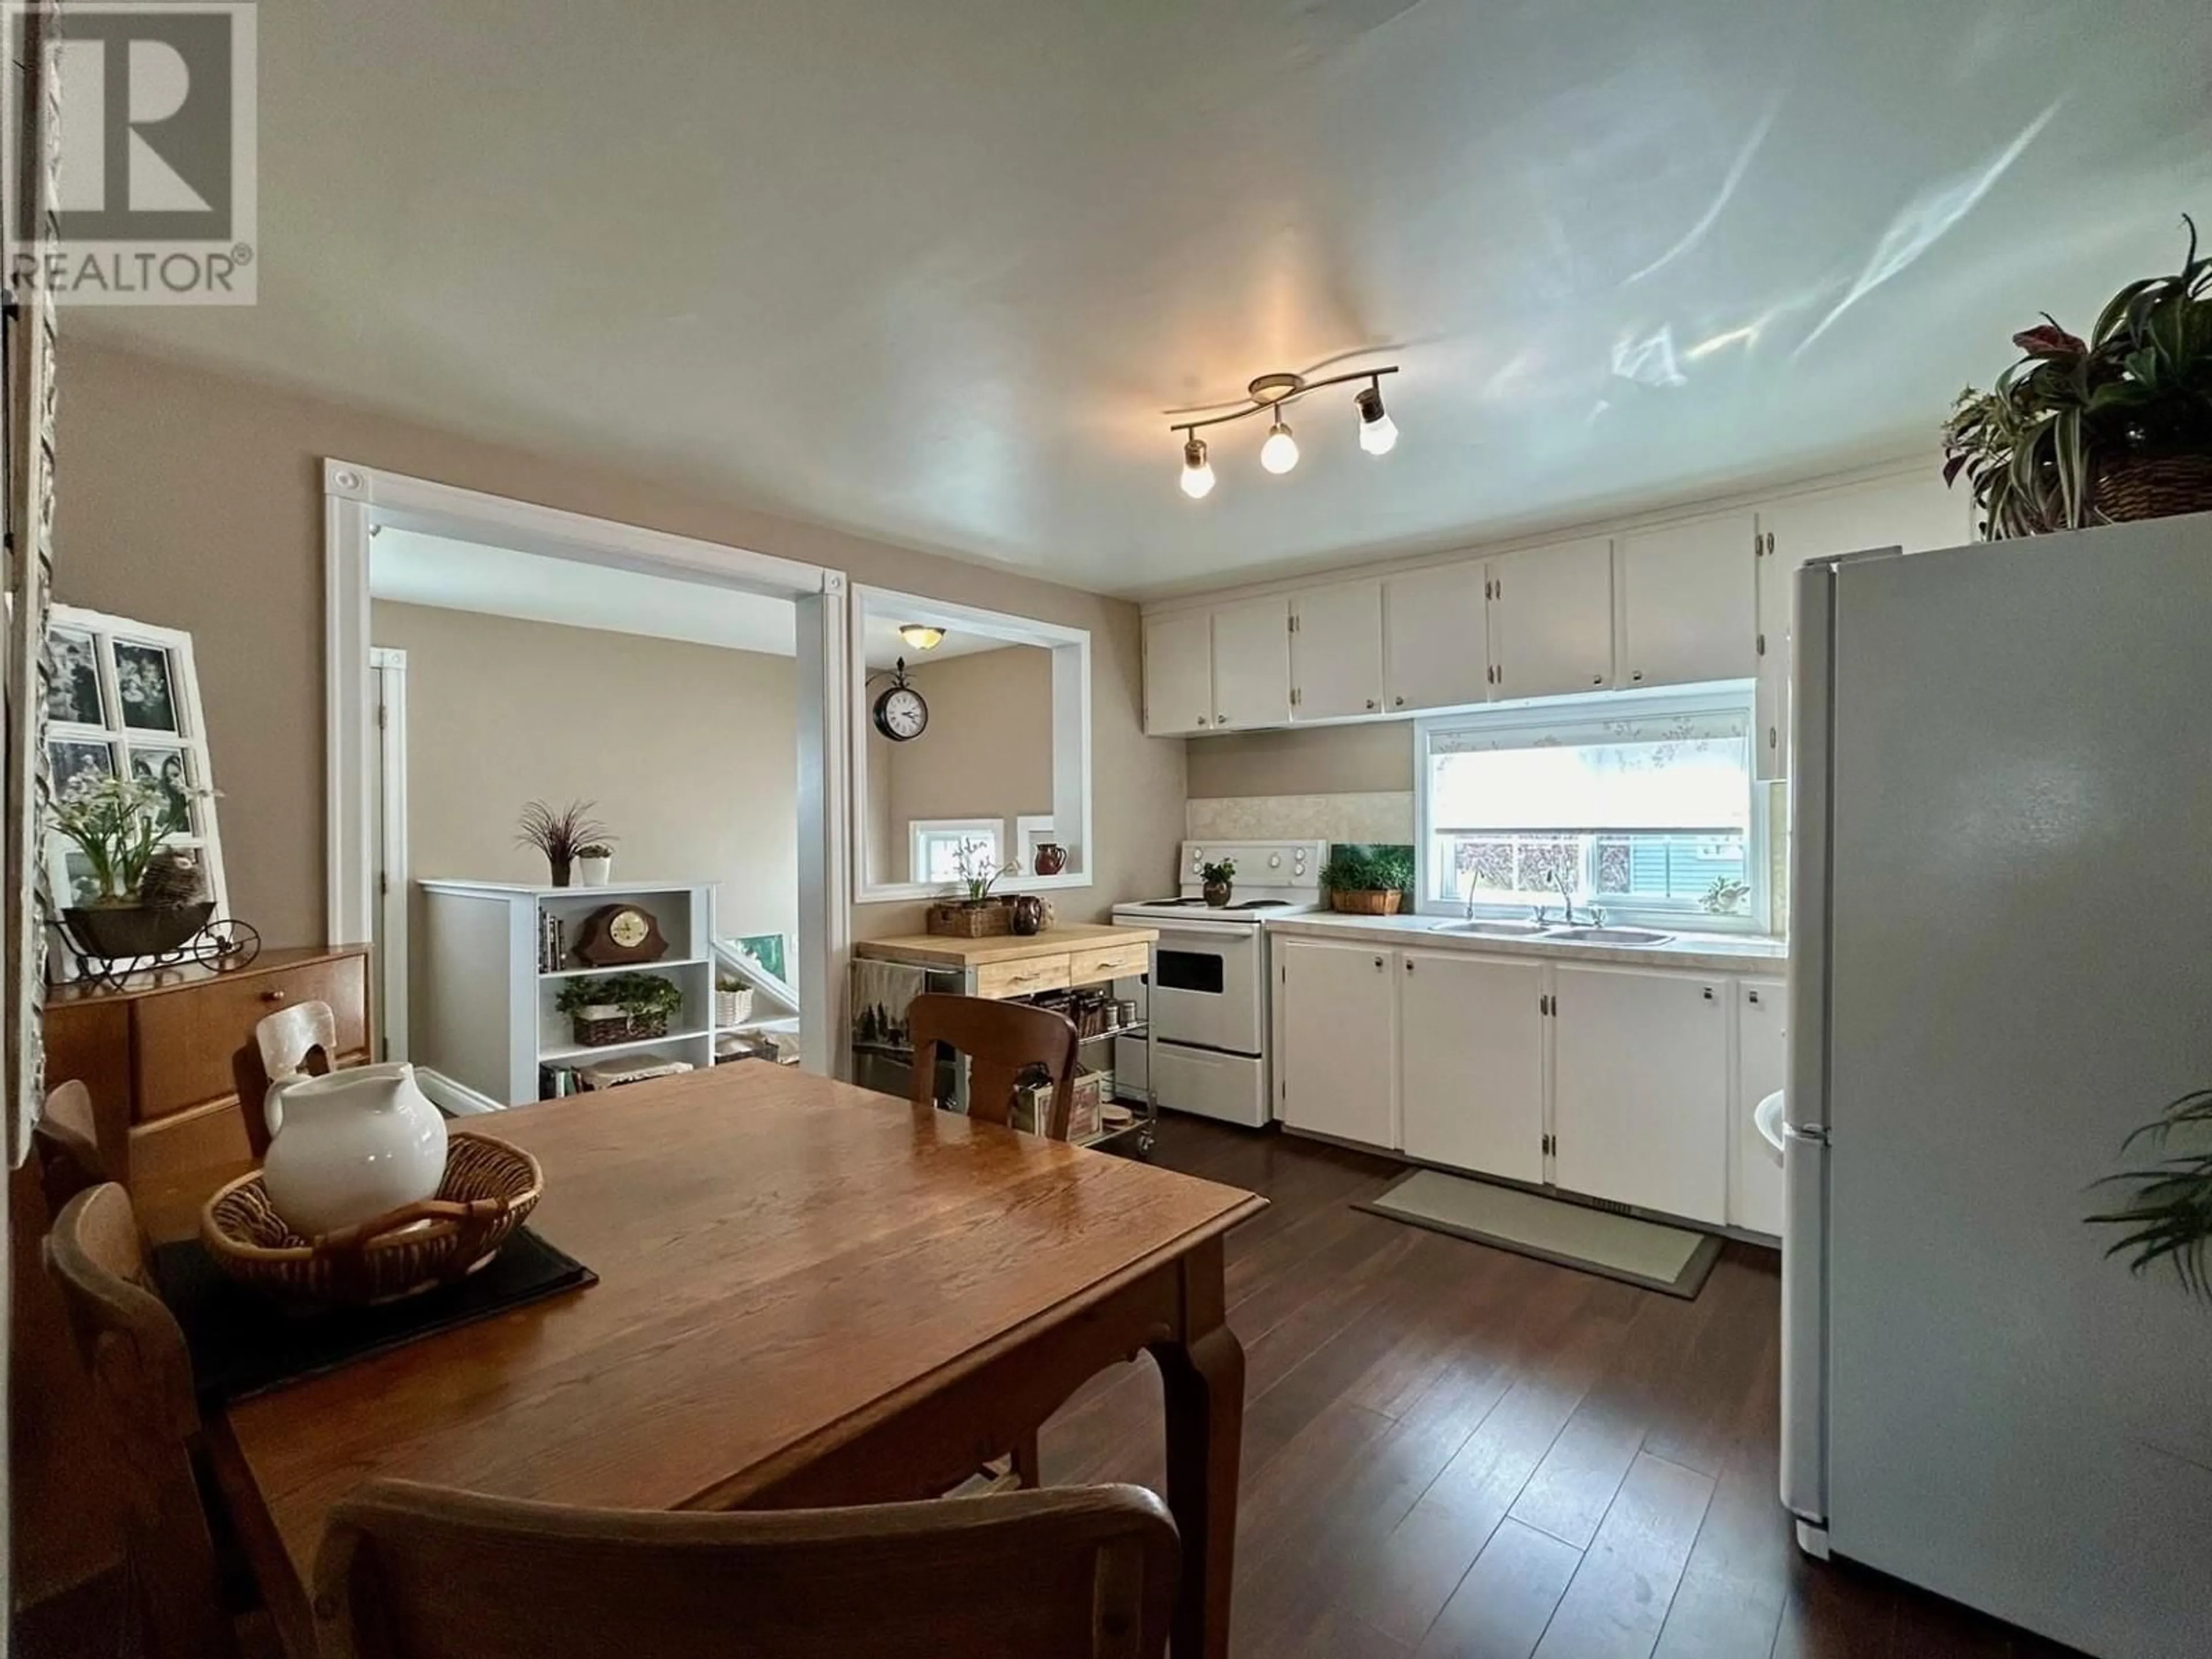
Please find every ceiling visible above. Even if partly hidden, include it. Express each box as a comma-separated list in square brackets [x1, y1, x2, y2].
[373, 526, 1011, 669]
[84, 1, 2212, 598]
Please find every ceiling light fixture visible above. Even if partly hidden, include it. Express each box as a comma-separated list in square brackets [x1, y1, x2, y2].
[1179, 435, 1216, 499]
[897, 623, 945, 651]
[1355, 378, 1399, 455]
[1169, 365, 1399, 498]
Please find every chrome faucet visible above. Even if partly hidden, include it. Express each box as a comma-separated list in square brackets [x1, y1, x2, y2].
[1549, 869, 1601, 929]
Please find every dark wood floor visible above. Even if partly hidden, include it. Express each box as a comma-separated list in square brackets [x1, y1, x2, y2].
[1048, 1117, 2075, 1659]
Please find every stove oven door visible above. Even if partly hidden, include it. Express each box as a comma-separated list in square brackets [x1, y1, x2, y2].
[1141, 919, 1263, 1056]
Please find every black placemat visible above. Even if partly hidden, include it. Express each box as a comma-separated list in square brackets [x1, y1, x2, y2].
[151, 1229, 596, 1406]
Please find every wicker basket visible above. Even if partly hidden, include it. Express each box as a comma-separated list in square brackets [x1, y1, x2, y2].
[926, 900, 1012, 938]
[1329, 890, 1404, 915]
[714, 986, 755, 1028]
[200, 1132, 543, 1311]
[2095, 452, 2212, 525]
[569, 1007, 669, 1047]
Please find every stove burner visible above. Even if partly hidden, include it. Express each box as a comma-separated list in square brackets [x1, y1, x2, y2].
[1136, 897, 1294, 911]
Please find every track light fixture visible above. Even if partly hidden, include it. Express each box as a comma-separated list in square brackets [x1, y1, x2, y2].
[1169, 365, 1399, 498]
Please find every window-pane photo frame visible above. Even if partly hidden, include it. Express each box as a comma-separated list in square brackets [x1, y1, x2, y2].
[42, 605, 230, 979]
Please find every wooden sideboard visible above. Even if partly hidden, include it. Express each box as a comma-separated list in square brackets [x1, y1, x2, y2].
[44, 943, 372, 1190]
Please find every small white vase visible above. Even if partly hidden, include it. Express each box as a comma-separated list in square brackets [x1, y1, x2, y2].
[262, 1062, 448, 1238]
[578, 855, 613, 887]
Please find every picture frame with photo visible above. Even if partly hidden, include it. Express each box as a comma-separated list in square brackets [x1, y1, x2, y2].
[40, 606, 229, 980]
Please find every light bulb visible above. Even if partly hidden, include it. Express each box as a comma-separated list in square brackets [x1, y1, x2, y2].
[1356, 385, 1398, 455]
[1260, 418, 1299, 475]
[1179, 435, 1215, 499]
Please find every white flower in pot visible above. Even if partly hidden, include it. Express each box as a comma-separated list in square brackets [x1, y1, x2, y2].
[577, 843, 615, 886]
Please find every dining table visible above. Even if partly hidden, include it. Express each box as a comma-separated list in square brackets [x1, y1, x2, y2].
[146, 1063, 1266, 1658]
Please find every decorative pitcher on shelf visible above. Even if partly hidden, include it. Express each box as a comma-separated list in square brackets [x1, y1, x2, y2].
[262, 1062, 448, 1238]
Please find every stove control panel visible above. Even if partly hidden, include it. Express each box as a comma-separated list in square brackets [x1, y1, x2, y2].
[1180, 840, 1326, 891]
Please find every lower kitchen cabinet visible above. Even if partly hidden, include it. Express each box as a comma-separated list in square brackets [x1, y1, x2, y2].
[1551, 964, 1730, 1226]
[1275, 938, 1396, 1147]
[1397, 950, 1545, 1184]
[1733, 978, 1787, 1234]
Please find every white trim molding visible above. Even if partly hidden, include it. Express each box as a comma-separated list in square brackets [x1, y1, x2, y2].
[324, 459, 850, 1078]
[849, 585, 1094, 905]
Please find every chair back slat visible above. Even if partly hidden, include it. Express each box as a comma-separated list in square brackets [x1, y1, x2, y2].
[314, 1479, 1177, 1659]
[232, 999, 338, 1157]
[906, 993, 1080, 1139]
[44, 1183, 235, 1659]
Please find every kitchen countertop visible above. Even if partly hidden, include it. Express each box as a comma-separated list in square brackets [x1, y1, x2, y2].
[853, 922, 1156, 969]
[1264, 909, 1788, 974]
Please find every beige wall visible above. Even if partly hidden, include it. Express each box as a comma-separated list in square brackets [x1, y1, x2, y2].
[54, 340, 1185, 945]
[1184, 721, 1413, 799]
[370, 601, 799, 933]
[866, 645, 1053, 884]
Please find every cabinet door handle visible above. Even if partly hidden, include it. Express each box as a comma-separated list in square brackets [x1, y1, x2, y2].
[1592, 675, 1604, 685]
[261, 988, 287, 1004]
[1365, 699, 1378, 711]
[1405, 959, 1416, 973]
[1631, 671, 1645, 683]
[1393, 695, 1406, 707]
[1196, 714, 1209, 726]
[1748, 989, 1762, 1006]
[1702, 986, 1716, 1001]
[1373, 956, 1385, 970]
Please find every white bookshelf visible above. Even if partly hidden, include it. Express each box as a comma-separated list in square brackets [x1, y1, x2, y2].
[416, 880, 722, 1106]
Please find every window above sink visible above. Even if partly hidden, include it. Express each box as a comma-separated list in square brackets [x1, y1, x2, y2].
[1412, 686, 1769, 934]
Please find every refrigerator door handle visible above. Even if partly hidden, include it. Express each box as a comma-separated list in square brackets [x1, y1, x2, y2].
[1779, 1126, 1829, 1528]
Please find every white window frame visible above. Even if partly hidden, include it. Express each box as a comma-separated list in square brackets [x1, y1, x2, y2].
[908, 819, 1007, 886]
[1412, 685, 1770, 934]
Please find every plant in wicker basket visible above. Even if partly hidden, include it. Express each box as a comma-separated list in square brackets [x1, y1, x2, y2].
[1944, 215, 2212, 537]
[555, 971, 684, 1045]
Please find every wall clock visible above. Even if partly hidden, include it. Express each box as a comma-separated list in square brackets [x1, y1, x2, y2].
[573, 902, 671, 965]
[872, 658, 929, 743]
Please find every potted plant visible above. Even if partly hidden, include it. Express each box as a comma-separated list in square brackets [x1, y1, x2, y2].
[926, 839, 1022, 938]
[517, 799, 611, 888]
[2087, 1086, 2212, 1301]
[576, 843, 615, 887]
[1199, 858, 1237, 907]
[714, 971, 754, 1029]
[1321, 846, 1414, 916]
[1943, 217, 2212, 538]
[51, 774, 213, 957]
[555, 971, 684, 1047]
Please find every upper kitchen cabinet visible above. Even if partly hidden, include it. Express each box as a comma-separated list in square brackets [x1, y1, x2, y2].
[1142, 607, 1215, 737]
[1616, 511, 1758, 690]
[1487, 536, 1615, 700]
[1208, 597, 1293, 731]
[1384, 561, 1491, 713]
[1290, 579, 1385, 721]
[1752, 472, 1973, 778]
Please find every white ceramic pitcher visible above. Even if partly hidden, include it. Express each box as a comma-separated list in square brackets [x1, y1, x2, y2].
[262, 1062, 448, 1238]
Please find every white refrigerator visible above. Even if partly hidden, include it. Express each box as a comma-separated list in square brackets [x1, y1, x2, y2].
[1782, 514, 2212, 1658]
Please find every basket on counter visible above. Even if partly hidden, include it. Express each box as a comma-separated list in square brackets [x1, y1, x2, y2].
[1328, 889, 1405, 915]
[200, 1132, 543, 1310]
[569, 1006, 669, 1047]
[925, 899, 1012, 938]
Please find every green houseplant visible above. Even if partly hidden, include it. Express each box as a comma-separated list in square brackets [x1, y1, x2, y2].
[52, 774, 215, 959]
[1943, 216, 2212, 538]
[1199, 858, 1237, 907]
[517, 799, 611, 888]
[556, 971, 684, 1046]
[2087, 1088, 2212, 1301]
[1321, 846, 1415, 916]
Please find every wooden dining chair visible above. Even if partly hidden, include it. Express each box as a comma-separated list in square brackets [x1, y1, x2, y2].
[906, 992, 1082, 1489]
[32, 1076, 109, 1214]
[43, 1181, 247, 1659]
[907, 993, 1081, 1138]
[314, 1478, 1179, 1659]
[230, 998, 338, 1158]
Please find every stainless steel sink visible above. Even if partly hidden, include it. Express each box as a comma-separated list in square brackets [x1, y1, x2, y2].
[1541, 926, 1674, 946]
[1431, 919, 1552, 938]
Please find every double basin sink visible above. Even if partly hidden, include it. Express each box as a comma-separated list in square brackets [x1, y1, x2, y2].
[1429, 919, 1674, 946]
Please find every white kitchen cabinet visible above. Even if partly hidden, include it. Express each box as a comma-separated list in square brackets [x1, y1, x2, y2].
[1275, 938, 1396, 1147]
[1486, 536, 1615, 700]
[1291, 579, 1385, 722]
[1208, 597, 1293, 732]
[1384, 561, 1490, 713]
[1398, 951, 1545, 1183]
[1142, 608, 1215, 737]
[1551, 964, 1730, 1225]
[1616, 511, 1758, 690]
[1733, 978, 1787, 1236]
[1753, 472, 1974, 778]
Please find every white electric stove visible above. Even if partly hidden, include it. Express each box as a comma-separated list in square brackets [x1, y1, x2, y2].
[1111, 841, 1326, 1127]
